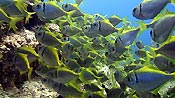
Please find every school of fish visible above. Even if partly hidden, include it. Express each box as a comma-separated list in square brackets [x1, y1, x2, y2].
[1, 0, 175, 98]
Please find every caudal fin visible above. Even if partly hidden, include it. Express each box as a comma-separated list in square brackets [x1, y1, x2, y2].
[170, 0, 175, 5]
[9, 17, 23, 32]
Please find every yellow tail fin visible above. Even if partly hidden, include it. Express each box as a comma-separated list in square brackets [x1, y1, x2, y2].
[24, 10, 36, 24]
[9, 16, 23, 32]
[170, 0, 175, 5]
[148, 46, 157, 58]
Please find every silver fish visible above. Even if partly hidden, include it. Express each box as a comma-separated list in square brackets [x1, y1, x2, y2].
[91, 20, 118, 36]
[34, 26, 65, 49]
[63, 59, 80, 70]
[149, 14, 175, 43]
[38, 45, 61, 67]
[41, 78, 82, 97]
[32, 2, 67, 21]
[16, 46, 39, 63]
[61, 43, 74, 58]
[116, 28, 140, 46]
[124, 67, 174, 92]
[61, 25, 82, 36]
[154, 54, 175, 73]
[46, 68, 79, 83]
[155, 39, 175, 59]
[82, 25, 99, 38]
[62, 3, 84, 17]
[133, 0, 170, 20]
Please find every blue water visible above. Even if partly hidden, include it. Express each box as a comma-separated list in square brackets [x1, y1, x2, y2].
[62, 0, 175, 46]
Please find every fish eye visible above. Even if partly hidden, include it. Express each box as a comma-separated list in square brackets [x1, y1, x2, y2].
[135, 51, 138, 54]
[43, 78, 47, 82]
[65, 59, 69, 64]
[93, 23, 98, 27]
[92, 37, 96, 41]
[54, 83, 58, 87]
[150, 30, 152, 36]
[88, 96, 92, 98]
[115, 39, 119, 43]
[127, 77, 131, 81]
[84, 61, 87, 65]
[150, 30, 155, 40]
[36, 4, 41, 9]
[37, 32, 43, 37]
[95, 14, 98, 17]
[67, 44, 70, 49]
[133, 8, 137, 13]
[105, 52, 109, 56]
[64, 4, 68, 8]
[168, 61, 173, 65]
[83, 26, 89, 32]
[63, 37, 69, 41]
[63, 37, 66, 41]
[112, 47, 115, 52]
[62, 4, 69, 11]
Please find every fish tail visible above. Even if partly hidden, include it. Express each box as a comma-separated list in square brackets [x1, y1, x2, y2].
[170, 0, 175, 5]
[68, 10, 77, 18]
[27, 67, 33, 81]
[24, 10, 36, 24]
[9, 17, 24, 32]
[67, 11, 73, 19]
[148, 46, 157, 58]
[83, 14, 88, 25]
[137, 20, 147, 31]
[66, 12, 74, 24]
[58, 20, 65, 29]
[66, 13, 77, 27]
[171, 72, 175, 79]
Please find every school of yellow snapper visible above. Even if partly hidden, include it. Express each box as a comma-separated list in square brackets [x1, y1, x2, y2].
[0, 0, 175, 98]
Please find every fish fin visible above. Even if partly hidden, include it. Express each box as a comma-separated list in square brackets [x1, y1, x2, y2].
[170, 0, 175, 4]
[172, 72, 175, 78]
[17, 53, 31, 76]
[14, 0, 28, 12]
[75, 0, 84, 6]
[147, 9, 175, 28]
[24, 10, 36, 24]
[83, 14, 88, 25]
[28, 67, 33, 81]
[81, 0, 85, 5]
[137, 21, 147, 31]
[67, 11, 73, 22]
[9, 17, 23, 32]
[57, 20, 65, 29]
[68, 10, 76, 18]
[148, 46, 157, 58]
[67, 12, 77, 27]
[163, 9, 175, 16]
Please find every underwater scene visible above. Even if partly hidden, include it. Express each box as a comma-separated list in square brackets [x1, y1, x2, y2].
[0, 0, 175, 98]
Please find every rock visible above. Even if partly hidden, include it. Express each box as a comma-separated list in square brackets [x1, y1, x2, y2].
[0, 77, 59, 98]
